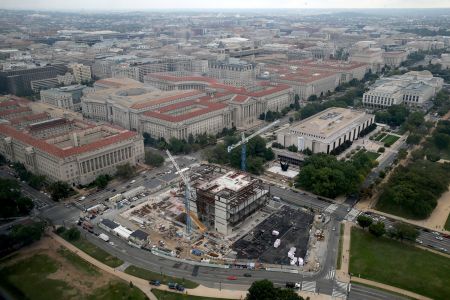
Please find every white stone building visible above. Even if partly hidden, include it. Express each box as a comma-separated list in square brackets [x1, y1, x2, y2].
[40, 84, 86, 111]
[0, 97, 144, 186]
[362, 71, 444, 109]
[277, 107, 375, 154]
[69, 63, 92, 83]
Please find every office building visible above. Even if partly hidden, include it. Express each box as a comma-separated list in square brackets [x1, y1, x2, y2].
[277, 107, 375, 154]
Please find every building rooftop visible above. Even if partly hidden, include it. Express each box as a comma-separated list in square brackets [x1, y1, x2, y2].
[289, 107, 369, 139]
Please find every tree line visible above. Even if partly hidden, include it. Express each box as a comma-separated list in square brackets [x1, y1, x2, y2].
[205, 135, 274, 175]
[376, 159, 450, 219]
[296, 152, 378, 198]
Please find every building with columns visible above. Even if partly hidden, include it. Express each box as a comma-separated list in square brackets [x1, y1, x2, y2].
[0, 96, 144, 186]
[362, 71, 443, 109]
[277, 107, 375, 154]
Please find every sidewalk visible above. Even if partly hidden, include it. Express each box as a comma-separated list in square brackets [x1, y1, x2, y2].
[50, 232, 332, 300]
[351, 277, 432, 300]
[335, 221, 351, 283]
[50, 232, 158, 300]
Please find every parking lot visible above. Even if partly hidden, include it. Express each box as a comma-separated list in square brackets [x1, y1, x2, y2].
[232, 206, 314, 265]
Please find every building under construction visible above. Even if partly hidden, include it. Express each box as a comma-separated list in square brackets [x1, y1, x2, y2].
[191, 165, 268, 235]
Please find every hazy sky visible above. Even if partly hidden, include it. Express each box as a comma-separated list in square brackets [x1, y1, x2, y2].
[1, 0, 449, 10]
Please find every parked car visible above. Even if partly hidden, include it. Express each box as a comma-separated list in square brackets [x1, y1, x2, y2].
[168, 282, 177, 289]
[149, 280, 160, 286]
[176, 285, 185, 292]
[285, 282, 295, 289]
[227, 276, 237, 280]
[243, 273, 252, 277]
[436, 236, 444, 241]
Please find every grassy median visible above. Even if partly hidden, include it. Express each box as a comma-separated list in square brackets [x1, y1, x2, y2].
[349, 227, 450, 300]
[336, 223, 344, 270]
[125, 265, 199, 289]
[445, 213, 450, 231]
[152, 289, 234, 300]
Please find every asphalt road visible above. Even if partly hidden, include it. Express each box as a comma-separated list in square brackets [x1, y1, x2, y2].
[365, 211, 450, 253]
[0, 163, 410, 299]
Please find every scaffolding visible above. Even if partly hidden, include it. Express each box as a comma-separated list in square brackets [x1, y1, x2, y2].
[192, 165, 268, 234]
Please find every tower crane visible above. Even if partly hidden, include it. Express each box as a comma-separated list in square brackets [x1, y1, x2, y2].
[227, 120, 280, 171]
[166, 150, 193, 235]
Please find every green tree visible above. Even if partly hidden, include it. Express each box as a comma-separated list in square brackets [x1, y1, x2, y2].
[188, 133, 195, 145]
[294, 95, 300, 110]
[116, 163, 135, 179]
[307, 94, 318, 101]
[357, 215, 373, 230]
[28, 174, 47, 190]
[406, 134, 422, 145]
[10, 222, 46, 246]
[63, 227, 81, 241]
[48, 181, 72, 201]
[93, 174, 111, 189]
[369, 221, 386, 237]
[391, 222, 419, 242]
[433, 133, 450, 149]
[145, 150, 165, 167]
[246, 280, 279, 300]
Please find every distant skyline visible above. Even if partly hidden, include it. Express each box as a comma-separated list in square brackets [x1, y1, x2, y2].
[1, 0, 450, 11]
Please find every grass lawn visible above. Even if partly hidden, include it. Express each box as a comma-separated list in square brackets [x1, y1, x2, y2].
[57, 247, 100, 276]
[125, 265, 199, 289]
[445, 213, 450, 231]
[0, 254, 80, 300]
[336, 223, 344, 270]
[381, 134, 400, 147]
[68, 236, 123, 268]
[152, 289, 234, 300]
[374, 133, 386, 141]
[365, 151, 380, 161]
[349, 228, 450, 300]
[87, 281, 147, 300]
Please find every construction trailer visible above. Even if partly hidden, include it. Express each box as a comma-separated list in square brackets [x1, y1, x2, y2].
[193, 166, 268, 235]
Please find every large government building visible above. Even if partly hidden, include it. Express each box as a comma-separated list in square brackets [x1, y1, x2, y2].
[362, 71, 443, 109]
[0, 96, 144, 186]
[277, 107, 375, 154]
[81, 77, 293, 140]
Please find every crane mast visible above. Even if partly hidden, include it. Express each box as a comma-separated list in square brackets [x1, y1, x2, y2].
[166, 150, 192, 235]
[227, 120, 280, 171]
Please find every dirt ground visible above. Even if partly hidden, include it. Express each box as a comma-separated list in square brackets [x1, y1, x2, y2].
[1, 237, 118, 296]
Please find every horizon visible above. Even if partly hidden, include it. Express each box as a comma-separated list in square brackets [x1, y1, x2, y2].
[1, 0, 450, 12]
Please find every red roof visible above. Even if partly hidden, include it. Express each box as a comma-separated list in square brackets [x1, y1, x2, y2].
[9, 112, 49, 125]
[130, 90, 204, 109]
[143, 101, 227, 122]
[231, 94, 250, 103]
[0, 107, 32, 118]
[0, 124, 138, 158]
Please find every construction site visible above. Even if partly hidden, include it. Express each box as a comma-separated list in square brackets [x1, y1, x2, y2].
[110, 163, 326, 268]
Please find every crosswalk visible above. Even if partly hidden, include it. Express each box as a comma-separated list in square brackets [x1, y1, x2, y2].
[332, 281, 349, 299]
[345, 208, 360, 222]
[301, 281, 316, 293]
[324, 204, 338, 214]
[325, 268, 335, 280]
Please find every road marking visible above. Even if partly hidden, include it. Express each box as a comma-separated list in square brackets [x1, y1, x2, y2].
[324, 204, 338, 214]
[345, 208, 360, 222]
[333, 281, 349, 299]
[301, 281, 316, 293]
[325, 268, 335, 280]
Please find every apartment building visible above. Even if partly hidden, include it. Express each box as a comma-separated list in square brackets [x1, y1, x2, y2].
[0, 97, 144, 186]
[277, 107, 375, 154]
[362, 71, 444, 109]
[382, 51, 409, 68]
[69, 63, 92, 83]
[349, 41, 384, 73]
[208, 58, 258, 87]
